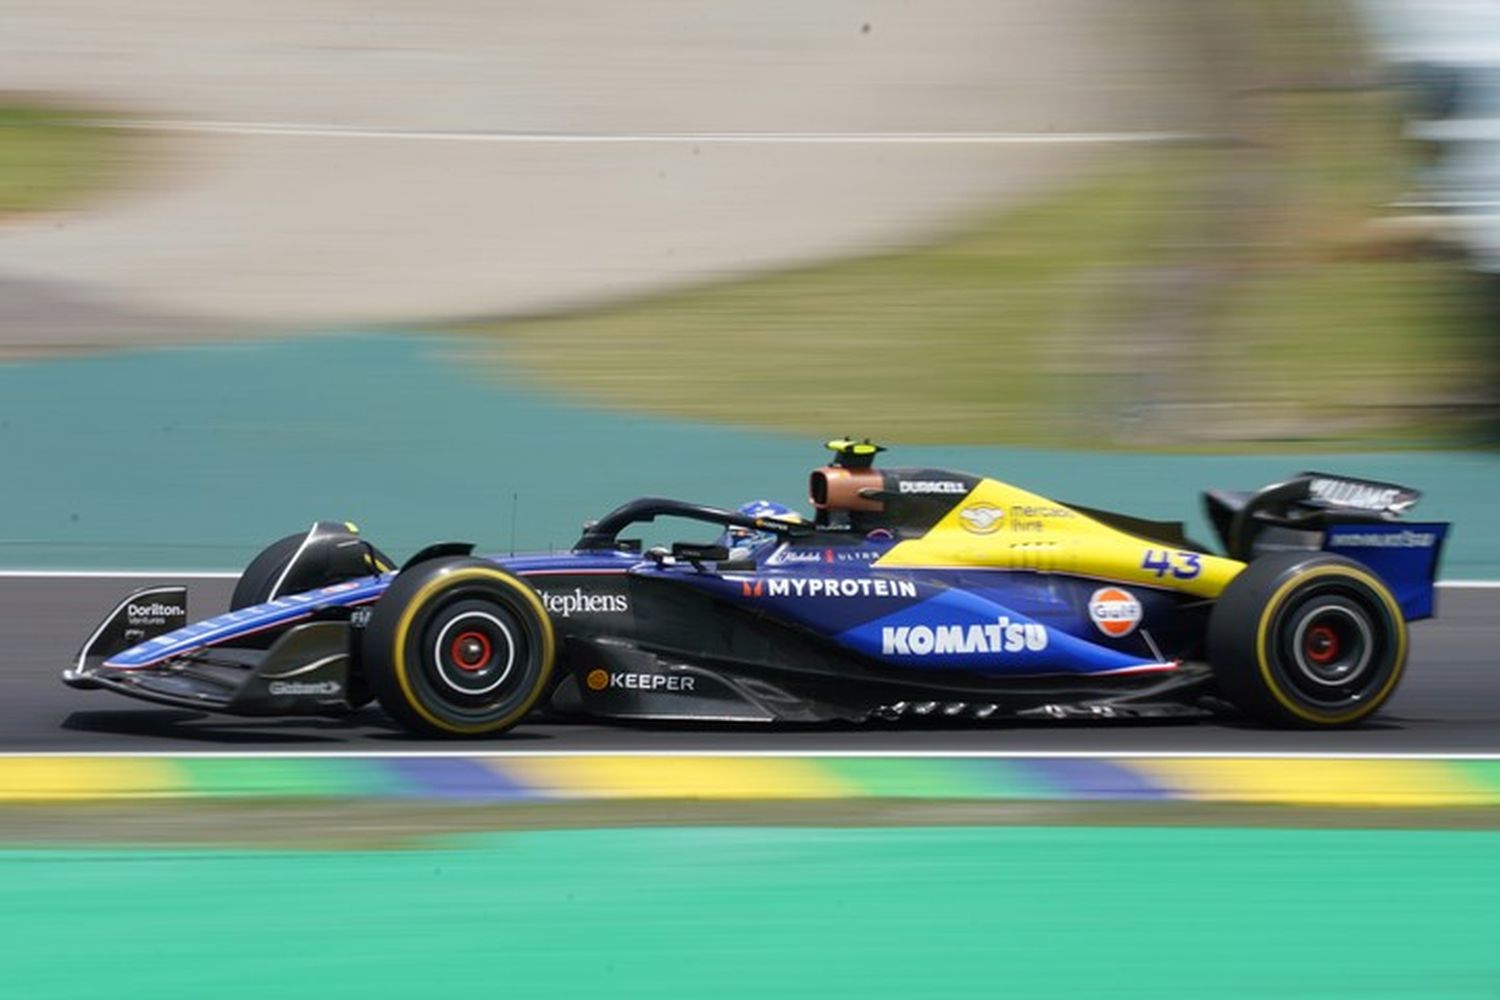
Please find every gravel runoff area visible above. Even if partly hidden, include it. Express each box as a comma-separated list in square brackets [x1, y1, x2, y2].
[0, 0, 1197, 345]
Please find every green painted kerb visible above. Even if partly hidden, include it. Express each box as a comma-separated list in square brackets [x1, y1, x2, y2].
[169, 757, 401, 798]
[3, 825, 1498, 998]
[819, 757, 1058, 799]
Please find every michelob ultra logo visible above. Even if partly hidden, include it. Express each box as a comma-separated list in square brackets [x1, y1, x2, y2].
[1088, 587, 1142, 638]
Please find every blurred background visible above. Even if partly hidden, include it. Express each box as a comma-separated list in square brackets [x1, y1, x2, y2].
[6, 5, 1500, 996]
[4, 0, 1500, 572]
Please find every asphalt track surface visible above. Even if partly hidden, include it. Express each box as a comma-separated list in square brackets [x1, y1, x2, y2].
[3, 575, 1496, 753]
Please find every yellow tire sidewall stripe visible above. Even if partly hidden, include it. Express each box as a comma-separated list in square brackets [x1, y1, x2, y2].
[1253, 565, 1408, 725]
[391, 566, 556, 735]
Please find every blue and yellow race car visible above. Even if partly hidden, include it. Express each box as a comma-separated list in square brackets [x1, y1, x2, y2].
[64, 441, 1448, 736]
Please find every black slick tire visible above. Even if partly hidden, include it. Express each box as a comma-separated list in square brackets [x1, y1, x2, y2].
[362, 557, 555, 738]
[230, 534, 304, 611]
[1207, 551, 1408, 727]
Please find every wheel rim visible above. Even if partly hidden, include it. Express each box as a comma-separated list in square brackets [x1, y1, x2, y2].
[1290, 604, 1372, 687]
[1271, 585, 1394, 712]
[429, 608, 518, 697]
[450, 630, 492, 671]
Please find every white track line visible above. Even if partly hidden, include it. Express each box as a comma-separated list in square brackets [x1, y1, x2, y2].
[87, 119, 1201, 145]
[0, 750, 1498, 760]
[0, 570, 238, 579]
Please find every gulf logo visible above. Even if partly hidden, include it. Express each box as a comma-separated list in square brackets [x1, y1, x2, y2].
[1088, 587, 1142, 638]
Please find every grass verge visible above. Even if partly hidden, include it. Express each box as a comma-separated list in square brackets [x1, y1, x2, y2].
[0, 103, 124, 217]
[458, 0, 1484, 450]
[470, 151, 1202, 449]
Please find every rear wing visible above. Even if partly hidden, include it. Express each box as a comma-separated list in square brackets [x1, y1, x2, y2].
[1204, 472, 1448, 619]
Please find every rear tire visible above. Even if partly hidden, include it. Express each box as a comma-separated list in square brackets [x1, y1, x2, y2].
[1208, 551, 1407, 727]
[362, 558, 556, 738]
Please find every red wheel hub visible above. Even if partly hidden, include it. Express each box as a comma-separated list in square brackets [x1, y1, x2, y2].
[1305, 624, 1340, 665]
[450, 630, 492, 671]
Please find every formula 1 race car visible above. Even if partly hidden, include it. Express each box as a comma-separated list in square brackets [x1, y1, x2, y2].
[64, 441, 1449, 736]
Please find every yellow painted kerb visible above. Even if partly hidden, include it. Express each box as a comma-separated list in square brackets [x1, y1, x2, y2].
[1133, 758, 1495, 807]
[0, 758, 182, 801]
[498, 755, 857, 800]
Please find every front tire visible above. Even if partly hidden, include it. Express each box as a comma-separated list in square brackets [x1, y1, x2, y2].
[362, 558, 556, 737]
[231, 534, 304, 611]
[231, 524, 393, 611]
[1208, 552, 1408, 727]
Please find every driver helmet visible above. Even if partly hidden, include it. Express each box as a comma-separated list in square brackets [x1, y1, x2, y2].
[721, 500, 805, 559]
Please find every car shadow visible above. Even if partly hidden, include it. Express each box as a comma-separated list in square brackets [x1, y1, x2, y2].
[611, 714, 1211, 734]
[1205, 715, 1407, 733]
[361, 729, 553, 744]
[60, 708, 383, 744]
[58, 708, 556, 745]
